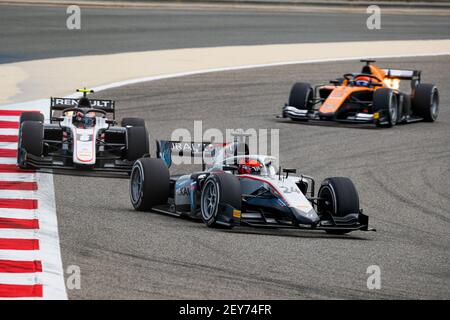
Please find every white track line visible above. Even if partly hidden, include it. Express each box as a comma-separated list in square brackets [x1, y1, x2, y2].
[0, 143, 17, 149]
[0, 208, 37, 220]
[0, 173, 36, 182]
[0, 140, 16, 148]
[35, 172, 67, 300]
[0, 129, 18, 136]
[0, 250, 39, 261]
[0, 158, 18, 165]
[0, 190, 36, 199]
[0, 116, 19, 122]
[63, 52, 450, 98]
[0, 229, 38, 239]
[0, 273, 41, 286]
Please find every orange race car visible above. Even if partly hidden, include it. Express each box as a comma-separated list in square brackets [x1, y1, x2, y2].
[281, 60, 439, 128]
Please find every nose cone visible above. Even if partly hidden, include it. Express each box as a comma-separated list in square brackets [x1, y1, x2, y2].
[290, 207, 320, 225]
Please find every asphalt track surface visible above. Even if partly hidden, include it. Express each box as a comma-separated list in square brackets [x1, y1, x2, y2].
[54, 55, 450, 299]
[2, 4, 450, 63]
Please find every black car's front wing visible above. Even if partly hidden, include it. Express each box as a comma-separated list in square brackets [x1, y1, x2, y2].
[19, 152, 133, 178]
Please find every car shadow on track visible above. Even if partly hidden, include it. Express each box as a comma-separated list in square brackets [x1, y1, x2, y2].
[274, 117, 380, 130]
[136, 209, 371, 241]
[219, 227, 371, 241]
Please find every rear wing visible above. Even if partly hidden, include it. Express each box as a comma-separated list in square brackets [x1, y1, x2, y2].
[50, 97, 116, 119]
[156, 140, 214, 170]
[156, 140, 249, 170]
[382, 69, 421, 81]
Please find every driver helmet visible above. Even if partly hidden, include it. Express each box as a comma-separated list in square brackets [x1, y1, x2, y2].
[237, 158, 262, 175]
[355, 76, 371, 87]
[73, 111, 96, 127]
[73, 111, 84, 123]
[84, 111, 96, 127]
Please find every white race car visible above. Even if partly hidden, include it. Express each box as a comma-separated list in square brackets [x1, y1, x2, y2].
[17, 88, 149, 176]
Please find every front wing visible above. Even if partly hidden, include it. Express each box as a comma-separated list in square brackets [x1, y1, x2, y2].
[18, 151, 133, 178]
[281, 105, 378, 124]
[238, 208, 374, 232]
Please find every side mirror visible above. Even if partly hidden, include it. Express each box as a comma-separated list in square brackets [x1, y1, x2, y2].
[223, 165, 238, 172]
[283, 168, 296, 178]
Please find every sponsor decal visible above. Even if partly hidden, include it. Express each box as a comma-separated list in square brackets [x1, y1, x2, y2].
[178, 186, 190, 196]
[76, 133, 93, 142]
[277, 198, 287, 207]
[52, 98, 114, 109]
[170, 121, 280, 166]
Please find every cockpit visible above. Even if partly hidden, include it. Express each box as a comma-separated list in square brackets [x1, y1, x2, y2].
[73, 111, 96, 128]
[222, 155, 277, 176]
[63, 109, 103, 128]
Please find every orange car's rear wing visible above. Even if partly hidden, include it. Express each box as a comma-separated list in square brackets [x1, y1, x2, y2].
[382, 69, 421, 81]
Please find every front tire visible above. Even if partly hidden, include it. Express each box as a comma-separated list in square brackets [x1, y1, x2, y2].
[201, 173, 241, 229]
[317, 177, 360, 235]
[373, 88, 398, 128]
[130, 158, 170, 211]
[412, 84, 439, 122]
[288, 82, 314, 111]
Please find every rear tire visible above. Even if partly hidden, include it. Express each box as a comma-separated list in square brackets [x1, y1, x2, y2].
[126, 126, 149, 161]
[130, 158, 170, 211]
[412, 84, 439, 122]
[19, 112, 44, 125]
[121, 117, 146, 128]
[201, 173, 241, 229]
[373, 88, 398, 128]
[318, 177, 359, 235]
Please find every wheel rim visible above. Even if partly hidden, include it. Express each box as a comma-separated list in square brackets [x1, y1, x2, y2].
[202, 180, 219, 220]
[318, 186, 336, 216]
[130, 166, 143, 204]
[305, 90, 313, 109]
[389, 95, 398, 124]
[430, 90, 439, 119]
